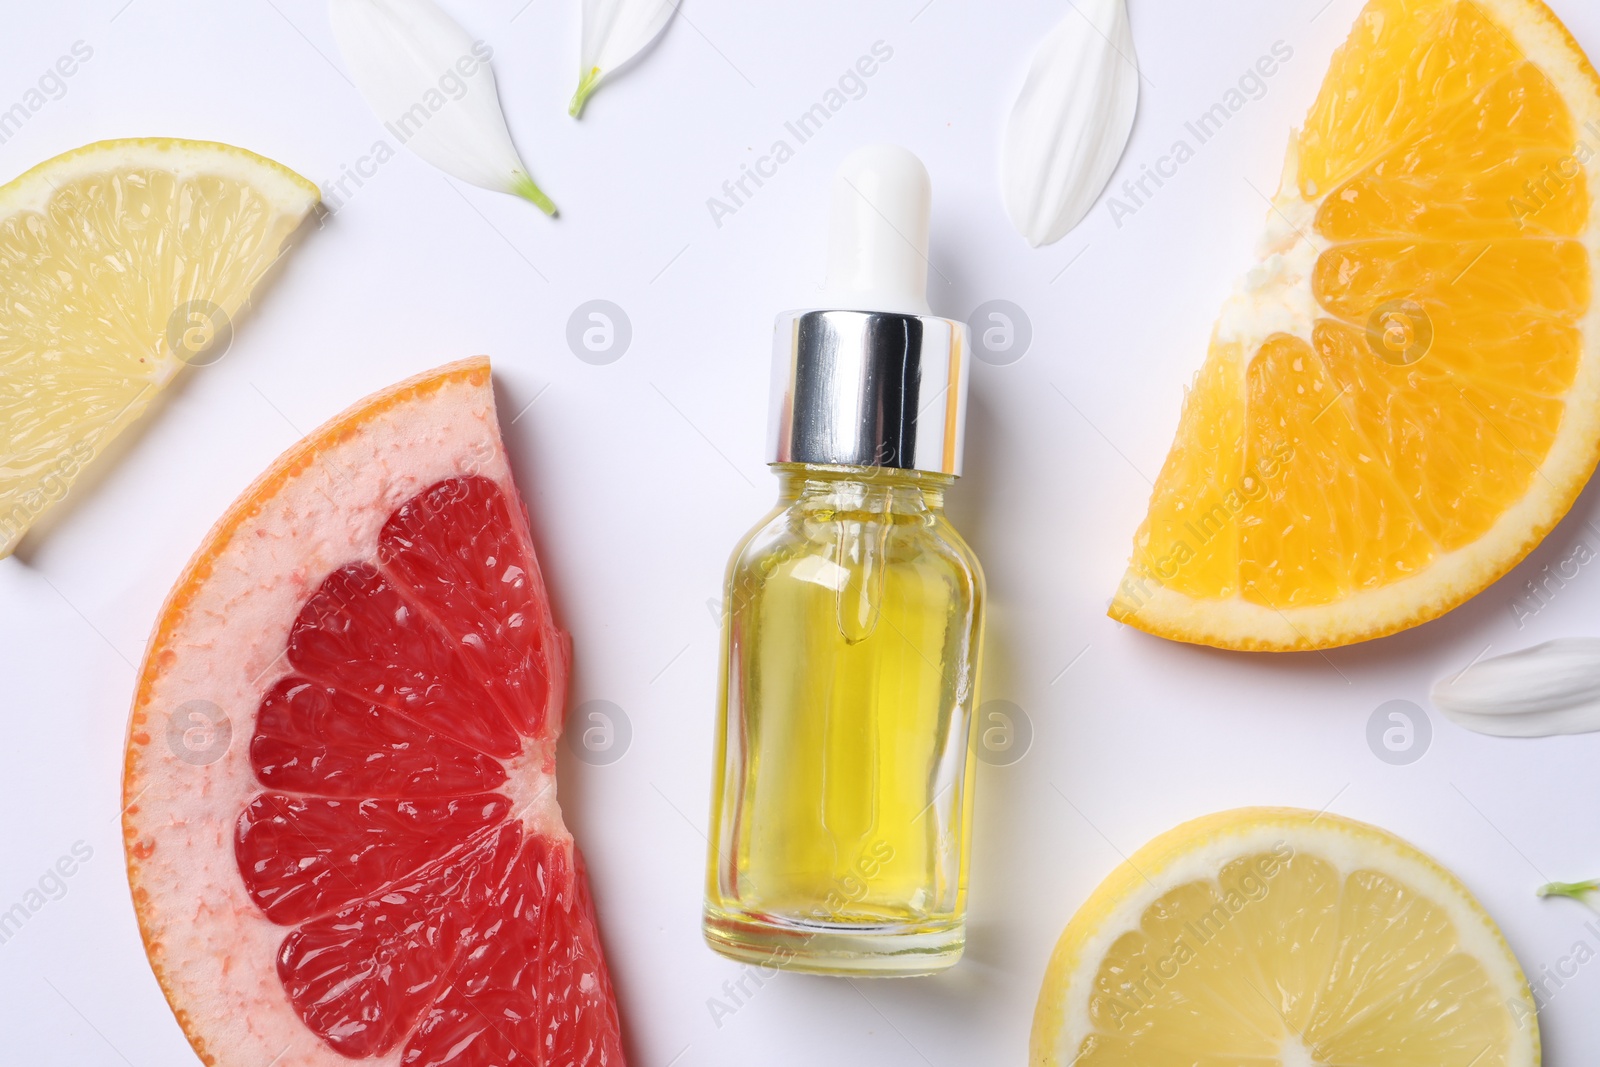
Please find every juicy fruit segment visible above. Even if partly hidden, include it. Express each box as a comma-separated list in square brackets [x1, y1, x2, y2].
[237, 474, 624, 1064]
[1236, 333, 1437, 603]
[1128, 342, 1246, 600]
[1297, 0, 1530, 206]
[1084, 858, 1513, 1064]
[0, 138, 318, 556]
[1032, 809, 1537, 1067]
[1115, 0, 1600, 648]
[123, 361, 625, 1067]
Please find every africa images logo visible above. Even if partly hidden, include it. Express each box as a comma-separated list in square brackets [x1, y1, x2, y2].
[1117, 440, 1294, 609]
[1105, 41, 1294, 228]
[705, 41, 895, 228]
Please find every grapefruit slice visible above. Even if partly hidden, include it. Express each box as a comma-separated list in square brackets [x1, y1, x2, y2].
[122, 359, 626, 1067]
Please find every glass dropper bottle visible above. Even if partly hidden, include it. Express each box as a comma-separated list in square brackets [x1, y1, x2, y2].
[703, 145, 986, 977]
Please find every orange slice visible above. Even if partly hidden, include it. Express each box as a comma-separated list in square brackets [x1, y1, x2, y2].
[122, 359, 627, 1067]
[1111, 0, 1600, 650]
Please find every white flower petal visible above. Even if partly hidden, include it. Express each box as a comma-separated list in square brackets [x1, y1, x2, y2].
[329, 0, 555, 213]
[1431, 638, 1600, 737]
[1001, 0, 1139, 247]
[570, 0, 681, 117]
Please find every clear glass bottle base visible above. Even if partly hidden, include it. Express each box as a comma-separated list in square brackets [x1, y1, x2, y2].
[702, 907, 964, 977]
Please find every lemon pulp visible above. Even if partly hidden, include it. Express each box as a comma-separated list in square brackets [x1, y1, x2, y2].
[0, 139, 318, 555]
[1033, 810, 1538, 1067]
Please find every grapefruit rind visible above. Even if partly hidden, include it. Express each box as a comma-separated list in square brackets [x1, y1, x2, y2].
[1029, 807, 1539, 1067]
[1110, 0, 1600, 651]
[122, 358, 571, 1067]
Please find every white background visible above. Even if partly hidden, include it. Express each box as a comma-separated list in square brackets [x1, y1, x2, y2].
[3, 0, 1600, 1064]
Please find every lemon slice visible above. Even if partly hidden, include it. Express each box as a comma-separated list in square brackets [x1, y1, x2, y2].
[0, 138, 319, 557]
[1031, 808, 1538, 1067]
[1111, 0, 1600, 649]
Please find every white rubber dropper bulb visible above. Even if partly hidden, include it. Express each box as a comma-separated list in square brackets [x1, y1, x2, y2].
[819, 144, 933, 317]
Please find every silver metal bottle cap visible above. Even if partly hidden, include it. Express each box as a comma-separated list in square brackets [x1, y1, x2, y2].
[767, 309, 969, 476]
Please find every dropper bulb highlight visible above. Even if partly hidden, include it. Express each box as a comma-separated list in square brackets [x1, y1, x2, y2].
[821, 145, 933, 317]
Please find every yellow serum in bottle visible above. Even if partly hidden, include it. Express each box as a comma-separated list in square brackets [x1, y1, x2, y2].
[703, 145, 985, 976]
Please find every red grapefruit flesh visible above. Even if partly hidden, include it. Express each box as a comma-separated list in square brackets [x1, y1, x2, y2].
[123, 359, 626, 1067]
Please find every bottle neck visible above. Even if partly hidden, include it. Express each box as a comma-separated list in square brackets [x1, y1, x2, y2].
[771, 463, 951, 512]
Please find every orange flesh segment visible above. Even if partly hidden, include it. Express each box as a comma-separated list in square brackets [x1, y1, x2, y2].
[1128, 0, 1593, 617]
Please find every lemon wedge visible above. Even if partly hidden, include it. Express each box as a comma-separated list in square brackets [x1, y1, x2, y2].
[0, 138, 318, 556]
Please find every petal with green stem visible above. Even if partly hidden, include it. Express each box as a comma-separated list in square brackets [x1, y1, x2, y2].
[1539, 880, 1600, 908]
[571, 0, 680, 118]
